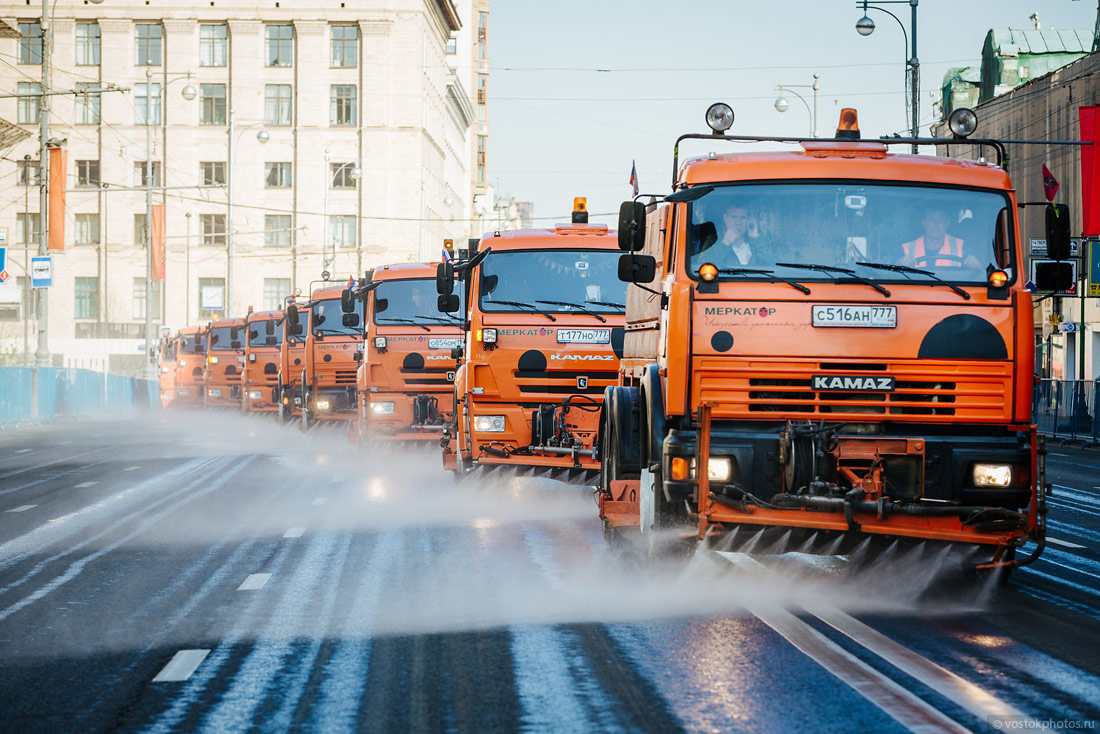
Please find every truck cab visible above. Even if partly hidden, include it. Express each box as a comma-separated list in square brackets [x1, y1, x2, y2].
[355, 263, 463, 441]
[204, 317, 246, 408]
[242, 310, 283, 413]
[174, 326, 206, 406]
[441, 200, 627, 480]
[293, 283, 364, 429]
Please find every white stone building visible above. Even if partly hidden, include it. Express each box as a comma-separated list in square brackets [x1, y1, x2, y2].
[0, 1, 486, 373]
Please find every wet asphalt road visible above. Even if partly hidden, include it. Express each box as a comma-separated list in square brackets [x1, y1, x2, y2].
[0, 412, 1098, 733]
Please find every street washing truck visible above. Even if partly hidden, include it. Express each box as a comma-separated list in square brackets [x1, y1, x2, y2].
[348, 264, 463, 442]
[173, 325, 207, 407]
[438, 199, 627, 482]
[203, 317, 247, 408]
[599, 106, 1062, 571]
[242, 309, 283, 413]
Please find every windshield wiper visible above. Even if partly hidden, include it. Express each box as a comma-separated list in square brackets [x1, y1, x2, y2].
[486, 300, 558, 322]
[375, 317, 431, 332]
[853, 261, 970, 300]
[774, 262, 890, 297]
[586, 300, 625, 311]
[414, 314, 463, 324]
[537, 300, 607, 322]
[313, 328, 360, 336]
[714, 267, 812, 295]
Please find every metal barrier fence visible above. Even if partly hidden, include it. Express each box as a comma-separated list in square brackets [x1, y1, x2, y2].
[0, 367, 158, 428]
[1034, 378, 1100, 446]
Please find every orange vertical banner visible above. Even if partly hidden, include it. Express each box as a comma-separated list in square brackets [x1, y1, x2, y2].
[151, 203, 166, 280]
[47, 147, 66, 251]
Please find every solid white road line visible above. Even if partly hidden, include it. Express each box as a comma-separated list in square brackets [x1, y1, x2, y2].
[6, 505, 37, 513]
[237, 573, 272, 591]
[311, 497, 328, 506]
[16, 449, 32, 454]
[152, 649, 211, 682]
[123, 466, 141, 471]
[283, 527, 305, 538]
[1048, 538, 1087, 549]
[74, 481, 97, 488]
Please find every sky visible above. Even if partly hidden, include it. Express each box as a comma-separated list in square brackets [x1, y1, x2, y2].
[487, 0, 1099, 226]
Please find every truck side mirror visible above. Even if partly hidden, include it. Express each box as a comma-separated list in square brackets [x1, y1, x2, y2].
[340, 288, 355, 313]
[286, 303, 299, 325]
[1045, 203, 1072, 260]
[342, 313, 361, 328]
[618, 253, 656, 283]
[618, 201, 647, 252]
[438, 294, 460, 313]
[437, 262, 455, 295]
[289, 323, 303, 336]
[265, 320, 274, 335]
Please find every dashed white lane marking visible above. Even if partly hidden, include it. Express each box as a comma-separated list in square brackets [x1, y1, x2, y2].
[6, 505, 37, 513]
[1048, 537, 1087, 549]
[16, 449, 33, 454]
[283, 527, 305, 538]
[237, 573, 272, 591]
[152, 649, 210, 682]
[311, 497, 328, 506]
[74, 481, 97, 488]
[123, 466, 141, 472]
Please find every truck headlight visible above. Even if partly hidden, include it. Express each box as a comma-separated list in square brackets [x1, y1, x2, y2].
[160, 392, 173, 400]
[374, 336, 387, 349]
[371, 401, 394, 415]
[209, 356, 218, 364]
[972, 463, 1013, 488]
[474, 415, 506, 432]
[477, 328, 497, 344]
[315, 398, 332, 412]
[707, 457, 732, 482]
[161, 366, 169, 374]
[249, 390, 263, 400]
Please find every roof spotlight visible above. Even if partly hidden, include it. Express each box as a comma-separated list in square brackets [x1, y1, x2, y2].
[705, 103, 734, 134]
[948, 108, 978, 139]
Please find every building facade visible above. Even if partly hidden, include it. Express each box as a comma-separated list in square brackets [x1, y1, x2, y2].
[0, 1, 485, 373]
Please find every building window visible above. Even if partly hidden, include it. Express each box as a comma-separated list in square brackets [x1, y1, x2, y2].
[200, 84, 227, 125]
[198, 277, 225, 319]
[18, 159, 40, 186]
[201, 214, 227, 247]
[135, 83, 162, 125]
[76, 160, 100, 187]
[477, 74, 487, 106]
[477, 135, 487, 184]
[17, 83, 40, 124]
[74, 214, 101, 246]
[134, 213, 147, 245]
[200, 161, 226, 186]
[330, 215, 357, 248]
[76, 23, 101, 66]
[135, 23, 163, 66]
[75, 83, 101, 124]
[330, 162, 357, 189]
[134, 161, 163, 187]
[265, 25, 293, 67]
[17, 213, 40, 245]
[477, 12, 488, 60]
[445, 37, 457, 55]
[264, 84, 292, 126]
[264, 162, 292, 188]
[75, 277, 99, 319]
[0, 276, 28, 322]
[330, 85, 357, 126]
[331, 25, 358, 67]
[263, 278, 291, 311]
[132, 278, 162, 320]
[18, 22, 42, 64]
[200, 24, 228, 67]
[264, 215, 292, 247]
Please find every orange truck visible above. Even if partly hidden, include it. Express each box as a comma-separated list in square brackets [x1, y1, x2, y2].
[173, 325, 207, 407]
[242, 309, 284, 413]
[157, 332, 179, 408]
[203, 317, 247, 408]
[283, 282, 364, 429]
[439, 199, 627, 481]
[350, 263, 462, 442]
[599, 105, 1054, 571]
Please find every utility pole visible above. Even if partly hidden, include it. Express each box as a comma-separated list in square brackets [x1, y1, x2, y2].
[35, 0, 51, 367]
[227, 107, 235, 315]
[143, 67, 155, 379]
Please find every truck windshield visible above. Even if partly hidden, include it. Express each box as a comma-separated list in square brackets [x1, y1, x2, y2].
[312, 298, 363, 337]
[209, 326, 242, 352]
[479, 249, 625, 314]
[687, 183, 1013, 284]
[249, 320, 283, 348]
[180, 334, 205, 354]
[160, 341, 177, 360]
[373, 278, 463, 324]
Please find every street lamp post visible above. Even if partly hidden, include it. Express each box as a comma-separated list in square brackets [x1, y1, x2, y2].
[855, 0, 919, 153]
[774, 74, 821, 137]
[226, 109, 269, 309]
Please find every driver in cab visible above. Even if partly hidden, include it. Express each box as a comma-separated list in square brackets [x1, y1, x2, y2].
[694, 205, 772, 269]
[898, 206, 982, 269]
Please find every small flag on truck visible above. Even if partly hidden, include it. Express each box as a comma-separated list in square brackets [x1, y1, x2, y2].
[629, 160, 639, 197]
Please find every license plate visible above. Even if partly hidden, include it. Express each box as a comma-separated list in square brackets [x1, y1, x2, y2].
[557, 328, 611, 344]
[179, 389, 190, 395]
[812, 305, 897, 328]
[209, 389, 222, 397]
[429, 338, 463, 350]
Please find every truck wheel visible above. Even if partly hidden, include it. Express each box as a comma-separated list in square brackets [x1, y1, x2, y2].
[600, 390, 640, 547]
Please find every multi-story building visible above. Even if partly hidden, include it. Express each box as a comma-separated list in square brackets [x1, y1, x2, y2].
[0, 1, 485, 373]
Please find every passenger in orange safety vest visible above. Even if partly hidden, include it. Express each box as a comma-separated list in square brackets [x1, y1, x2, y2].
[898, 207, 982, 269]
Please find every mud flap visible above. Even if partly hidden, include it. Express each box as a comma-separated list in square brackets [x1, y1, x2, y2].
[639, 468, 655, 533]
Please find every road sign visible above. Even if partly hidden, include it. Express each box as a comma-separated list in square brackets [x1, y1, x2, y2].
[1089, 240, 1100, 297]
[0, 227, 7, 245]
[1030, 238, 1082, 257]
[31, 256, 52, 288]
[1058, 322, 1080, 333]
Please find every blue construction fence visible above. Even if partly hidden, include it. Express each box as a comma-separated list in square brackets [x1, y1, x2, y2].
[1034, 378, 1100, 446]
[0, 367, 158, 428]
